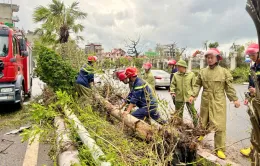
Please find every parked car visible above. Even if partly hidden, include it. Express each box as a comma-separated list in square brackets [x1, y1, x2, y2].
[151, 70, 171, 90]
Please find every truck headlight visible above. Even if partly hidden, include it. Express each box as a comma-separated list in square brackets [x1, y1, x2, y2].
[1, 88, 13, 93]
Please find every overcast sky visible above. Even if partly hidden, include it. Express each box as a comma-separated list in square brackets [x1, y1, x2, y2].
[9, 0, 258, 54]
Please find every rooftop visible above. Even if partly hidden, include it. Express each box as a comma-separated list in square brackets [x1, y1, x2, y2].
[0, 3, 19, 12]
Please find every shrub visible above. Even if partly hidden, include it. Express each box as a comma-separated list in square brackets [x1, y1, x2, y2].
[102, 58, 115, 69]
[231, 67, 249, 83]
[35, 45, 77, 93]
[55, 41, 88, 70]
[114, 57, 130, 68]
[133, 57, 144, 69]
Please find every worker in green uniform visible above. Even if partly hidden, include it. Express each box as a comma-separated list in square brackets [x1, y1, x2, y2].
[169, 59, 198, 127]
[142, 62, 155, 88]
[189, 48, 240, 159]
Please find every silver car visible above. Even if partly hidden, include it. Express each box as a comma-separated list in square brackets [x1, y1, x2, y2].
[151, 70, 171, 90]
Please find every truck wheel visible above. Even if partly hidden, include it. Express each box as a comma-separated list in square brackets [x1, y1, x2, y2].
[16, 85, 25, 109]
[27, 78, 33, 98]
[27, 90, 32, 98]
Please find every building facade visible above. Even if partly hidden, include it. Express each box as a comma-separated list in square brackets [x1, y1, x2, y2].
[0, 2, 19, 23]
[102, 48, 126, 59]
[85, 43, 103, 58]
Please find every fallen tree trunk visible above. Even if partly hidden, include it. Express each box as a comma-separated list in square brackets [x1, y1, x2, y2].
[94, 93, 177, 140]
[63, 105, 111, 166]
[94, 93, 240, 165]
[54, 116, 80, 166]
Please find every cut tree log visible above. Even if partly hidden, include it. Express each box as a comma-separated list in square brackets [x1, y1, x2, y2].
[54, 116, 80, 166]
[63, 105, 111, 166]
[94, 93, 176, 140]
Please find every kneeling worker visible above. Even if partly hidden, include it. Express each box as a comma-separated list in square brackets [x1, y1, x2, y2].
[121, 67, 165, 124]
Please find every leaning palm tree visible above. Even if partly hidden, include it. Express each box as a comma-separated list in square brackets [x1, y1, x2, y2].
[33, 0, 87, 44]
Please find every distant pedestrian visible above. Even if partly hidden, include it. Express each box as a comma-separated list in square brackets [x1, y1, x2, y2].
[142, 62, 155, 88]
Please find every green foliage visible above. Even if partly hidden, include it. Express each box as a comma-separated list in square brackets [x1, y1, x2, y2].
[114, 57, 131, 68]
[30, 103, 57, 124]
[56, 41, 88, 70]
[35, 45, 77, 93]
[229, 44, 247, 68]
[231, 67, 249, 83]
[133, 57, 144, 69]
[77, 145, 97, 166]
[0, 106, 30, 129]
[219, 56, 229, 68]
[208, 42, 219, 48]
[236, 54, 248, 68]
[102, 59, 115, 69]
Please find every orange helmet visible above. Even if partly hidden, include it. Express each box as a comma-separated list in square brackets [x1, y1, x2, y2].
[143, 62, 152, 69]
[88, 56, 97, 62]
[125, 67, 138, 78]
[168, 60, 177, 65]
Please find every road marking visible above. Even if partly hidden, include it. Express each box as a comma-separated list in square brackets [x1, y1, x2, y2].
[22, 134, 40, 166]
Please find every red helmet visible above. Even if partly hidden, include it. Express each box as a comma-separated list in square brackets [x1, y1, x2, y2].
[245, 43, 259, 55]
[115, 70, 125, 78]
[118, 72, 127, 81]
[88, 56, 97, 62]
[125, 67, 138, 78]
[204, 48, 222, 61]
[143, 62, 152, 69]
[168, 60, 177, 65]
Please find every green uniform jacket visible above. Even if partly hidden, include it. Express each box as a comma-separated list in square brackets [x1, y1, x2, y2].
[170, 71, 196, 102]
[192, 66, 238, 131]
[143, 71, 155, 88]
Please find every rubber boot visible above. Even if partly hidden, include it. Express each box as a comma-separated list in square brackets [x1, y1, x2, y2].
[198, 136, 204, 141]
[216, 150, 226, 159]
[240, 146, 252, 157]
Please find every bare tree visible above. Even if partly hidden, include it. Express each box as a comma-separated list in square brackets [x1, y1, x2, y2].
[155, 43, 164, 57]
[165, 42, 177, 58]
[125, 35, 141, 57]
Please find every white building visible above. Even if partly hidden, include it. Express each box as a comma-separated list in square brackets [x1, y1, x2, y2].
[0, 2, 19, 24]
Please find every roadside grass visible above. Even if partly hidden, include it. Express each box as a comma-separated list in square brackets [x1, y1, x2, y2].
[0, 105, 31, 130]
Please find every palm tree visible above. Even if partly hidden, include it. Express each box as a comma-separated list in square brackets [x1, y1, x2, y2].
[33, 0, 87, 44]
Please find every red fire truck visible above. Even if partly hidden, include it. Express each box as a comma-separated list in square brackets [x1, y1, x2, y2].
[0, 23, 33, 108]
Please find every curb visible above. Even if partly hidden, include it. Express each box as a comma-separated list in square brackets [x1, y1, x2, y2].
[197, 146, 240, 166]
